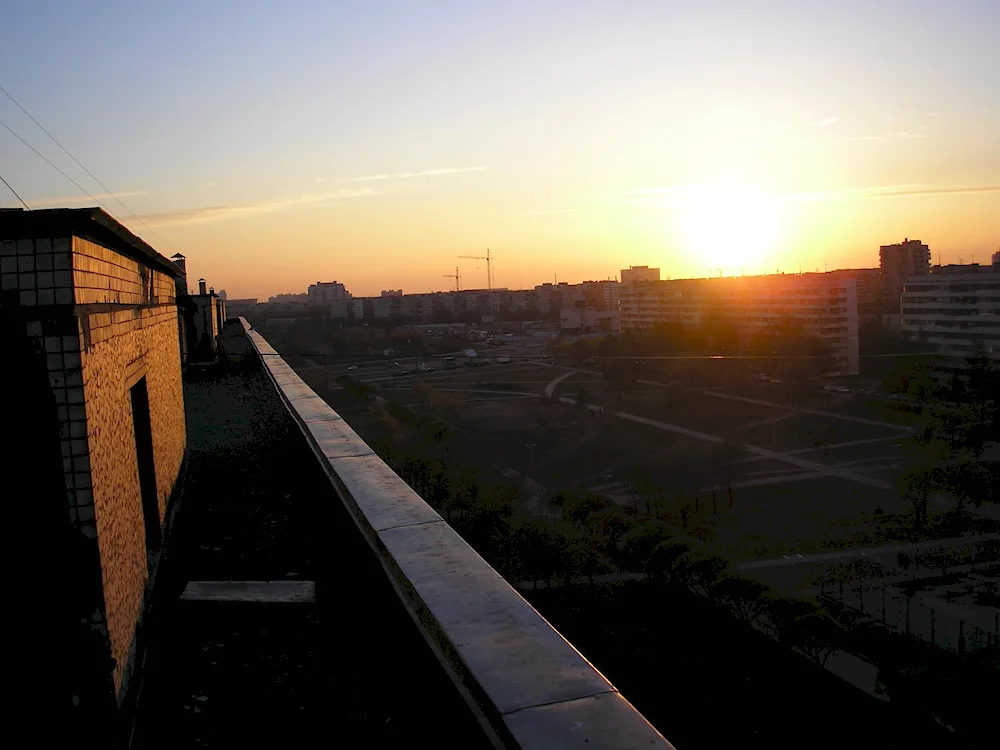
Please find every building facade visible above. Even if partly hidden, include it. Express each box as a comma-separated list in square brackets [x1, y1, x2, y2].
[307, 280, 348, 305]
[2, 208, 187, 730]
[901, 261, 1000, 362]
[880, 238, 931, 308]
[560, 308, 622, 333]
[621, 265, 661, 284]
[619, 272, 860, 374]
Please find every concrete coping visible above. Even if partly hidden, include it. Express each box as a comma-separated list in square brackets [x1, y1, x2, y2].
[238, 318, 673, 749]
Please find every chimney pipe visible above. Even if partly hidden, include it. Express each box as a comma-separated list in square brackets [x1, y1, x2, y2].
[198, 278, 207, 295]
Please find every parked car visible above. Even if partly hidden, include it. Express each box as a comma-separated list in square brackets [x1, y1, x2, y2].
[347, 365, 358, 371]
[836, 386, 851, 393]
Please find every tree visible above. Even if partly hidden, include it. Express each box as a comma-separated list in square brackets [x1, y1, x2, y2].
[513, 519, 560, 589]
[646, 539, 691, 582]
[766, 596, 817, 640]
[620, 521, 674, 573]
[551, 491, 609, 527]
[786, 612, 839, 668]
[903, 351, 1000, 512]
[587, 506, 636, 554]
[898, 468, 933, 527]
[711, 575, 770, 624]
[674, 554, 728, 597]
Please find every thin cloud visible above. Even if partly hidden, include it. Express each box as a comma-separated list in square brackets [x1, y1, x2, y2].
[787, 184, 1000, 202]
[852, 130, 927, 142]
[27, 189, 147, 207]
[620, 183, 1000, 208]
[130, 188, 377, 228]
[346, 166, 485, 182]
[397, 167, 485, 178]
[521, 208, 577, 216]
[814, 117, 839, 127]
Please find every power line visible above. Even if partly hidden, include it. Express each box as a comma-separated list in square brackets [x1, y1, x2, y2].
[0, 84, 162, 243]
[0, 171, 30, 209]
[0, 115, 114, 214]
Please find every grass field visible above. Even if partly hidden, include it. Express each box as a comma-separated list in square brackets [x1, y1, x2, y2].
[289, 352, 996, 583]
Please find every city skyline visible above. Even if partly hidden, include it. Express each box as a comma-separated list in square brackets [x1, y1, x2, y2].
[2, 1, 998, 298]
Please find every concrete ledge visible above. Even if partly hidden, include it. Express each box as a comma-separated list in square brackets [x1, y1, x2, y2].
[179, 581, 316, 603]
[239, 318, 673, 749]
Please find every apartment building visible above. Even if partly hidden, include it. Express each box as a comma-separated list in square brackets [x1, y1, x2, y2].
[621, 265, 661, 284]
[901, 261, 1000, 362]
[880, 238, 930, 308]
[620, 272, 860, 374]
[307, 280, 348, 305]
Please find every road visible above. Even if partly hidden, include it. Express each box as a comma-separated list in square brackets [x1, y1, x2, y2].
[637, 379, 913, 432]
[545, 378, 895, 490]
[735, 533, 1000, 571]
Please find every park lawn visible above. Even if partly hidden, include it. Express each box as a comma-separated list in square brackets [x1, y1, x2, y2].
[730, 412, 904, 454]
[691, 477, 908, 562]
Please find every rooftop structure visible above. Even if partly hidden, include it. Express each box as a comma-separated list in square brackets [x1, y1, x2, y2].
[3, 208, 187, 733]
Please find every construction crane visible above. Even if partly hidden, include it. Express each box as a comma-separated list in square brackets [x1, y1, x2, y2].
[458, 249, 492, 290]
[443, 266, 461, 292]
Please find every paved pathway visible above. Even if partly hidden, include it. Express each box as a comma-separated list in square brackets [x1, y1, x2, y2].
[637, 379, 912, 432]
[739, 434, 906, 463]
[735, 533, 1000, 571]
[553, 391, 894, 490]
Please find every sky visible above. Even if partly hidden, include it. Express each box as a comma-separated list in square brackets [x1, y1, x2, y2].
[1, 0, 998, 299]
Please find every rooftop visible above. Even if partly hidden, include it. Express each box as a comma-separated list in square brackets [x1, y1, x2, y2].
[0, 207, 182, 278]
[132, 320, 671, 748]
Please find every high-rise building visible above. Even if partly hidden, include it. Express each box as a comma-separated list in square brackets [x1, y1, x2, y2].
[307, 281, 348, 305]
[901, 263, 1000, 363]
[621, 265, 661, 284]
[880, 239, 930, 309]
[619, 271, 860, 374]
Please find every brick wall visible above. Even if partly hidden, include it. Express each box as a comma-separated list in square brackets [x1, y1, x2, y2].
[1, 231, 186, 700]
[73, 237, 186, 697]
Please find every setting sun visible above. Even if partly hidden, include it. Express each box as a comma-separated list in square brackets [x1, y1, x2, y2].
[680, 186, 786, 275]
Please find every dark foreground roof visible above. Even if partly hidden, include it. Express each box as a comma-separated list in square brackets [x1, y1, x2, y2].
[0, 207, 181, 278]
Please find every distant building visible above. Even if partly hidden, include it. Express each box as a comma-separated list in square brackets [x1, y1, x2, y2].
[619, 272, 860, 374]
[901, 261, 1000, 363]
[880, 238, 930, 309]
[308, 281, 348, 305]
[560, 308, 622, 333]
[621, 265, 661, 284]
[225, 298, 259, 318]
[381, 289, 403, 297]
[267, 292, 308, 307]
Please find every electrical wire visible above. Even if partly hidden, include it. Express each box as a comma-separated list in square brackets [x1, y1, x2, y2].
[0, 115, 114, 214]
[0, 84, 162, 242]
[0, 171, 30, 209]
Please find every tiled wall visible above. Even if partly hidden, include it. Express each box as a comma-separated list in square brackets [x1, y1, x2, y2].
[0, 236, 74, 304]
[4, 233, 186, 699]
